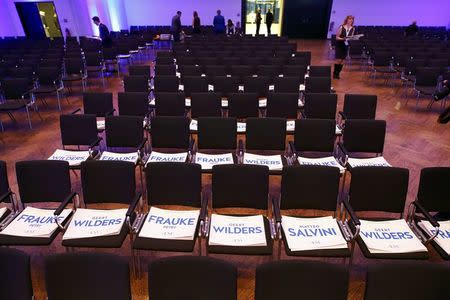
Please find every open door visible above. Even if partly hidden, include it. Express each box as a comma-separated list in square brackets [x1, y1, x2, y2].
[244, 0, 285, 36]
[15, 1, 62, 39]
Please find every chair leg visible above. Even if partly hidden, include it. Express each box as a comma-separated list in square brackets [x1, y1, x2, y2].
[56, 91, 62, 112]
[25, 106, 32, 129]
[415, 91, 420, 110]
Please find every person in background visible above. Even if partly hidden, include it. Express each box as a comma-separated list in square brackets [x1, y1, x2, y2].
[226, 19, 235, 35]
[255, 8, 262, 35]
[92, 16, 112, 47]
[193, 11, 201, 34]
[266, 9, 274, 36]
[235, 21, 241, 35]
[171, 11, 182, 42]
[333, 15, 355, 79]
[65, 28, 71, 37]
[213, 10, 226, 34]
[405, 21, 419, 36]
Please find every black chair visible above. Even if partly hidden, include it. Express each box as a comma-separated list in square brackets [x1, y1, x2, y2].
[309, 65, 332, 78]
[243, 76, 270, 98]
[411, 67, 441, 109]
[190, 92, 222, 118]
[303, 93, 337, 119]
[62, 57, 87, 91]
[182, 76, 208, 97]
[45, 252, 131, 300]
[179, 65, 203, 77]
[266, 93, 298, 119]
[197, 117, 237, 150]
[118, 92, 149, 117]
[128, 65, 151, 77]
[213, 76, 240, 100]
[148, 256, 237, 300]
[124, 75, 150, 93]
[206, 164, 273, 255]
[245, 117, 286, 151]
[153, 92, 186, 116]
[255, 260, 348, 300]
[153, 75, 179, 93]
[231, 65, 254, 81]
[149, 116, 193, 150]
[290, 119, 336, 157]
[282, 65, 307, 82]
[256, 65, 281, 83]
[84, 51, 106, 87]
[364, 262, 450, 300]
[154, 64, 176, 76]
[205, 65, 227, 78]
[339, 94, 377, 121]
[155, 56, 175, 65]
[81, 92, 114, 117]
[228, 93, 259, 119]
[34, 66, 65, 111]
[0, 248, 33, 300]
[305, 76, 332, 93]
[274, 76, 300, 93]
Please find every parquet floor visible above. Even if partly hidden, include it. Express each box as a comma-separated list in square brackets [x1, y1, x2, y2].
[0, 39, 449, 300]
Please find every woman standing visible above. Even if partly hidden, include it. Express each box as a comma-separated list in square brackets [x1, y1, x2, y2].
[193, 11, 201, 34]
[333, 15, 355, 79]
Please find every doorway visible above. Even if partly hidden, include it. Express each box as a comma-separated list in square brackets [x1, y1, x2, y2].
[282, 0, 333, 38]
[244, 0, 285, 36]
[15, 1, 62, 39]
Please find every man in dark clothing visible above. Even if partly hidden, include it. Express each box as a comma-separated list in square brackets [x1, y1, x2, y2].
[171, 11, 182, 42]
[266, 9, 274, 36]
[405, 21, 419, 36]
[92, 16, 112, 47]
[255, 9, 262, 35]
[213, 10, 226, 34]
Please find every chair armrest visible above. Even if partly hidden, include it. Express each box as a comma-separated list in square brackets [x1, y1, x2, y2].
[413, 201, 439, 228]
[342, 197, 361, 226]
[272, 197, 281, 223]
[337, 142, 349, 157]
[0, 191, 13, 203]
[199, 191, 208, 222]
[188, 137, 195, 154]
[238, 139, 244, 156]
[54, 192, 77, 216]
[338, 111, 347, 120]
[288, 141, 297, 156]
[105, 109, 115, 116]
[126, 192, 142, 218]
[89, 137, 102, 149]
[137, 137, 148, 151]
[71, 108, 81, 114]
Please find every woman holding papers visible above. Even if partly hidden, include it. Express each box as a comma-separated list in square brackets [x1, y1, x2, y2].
[333, 15, 355, 79]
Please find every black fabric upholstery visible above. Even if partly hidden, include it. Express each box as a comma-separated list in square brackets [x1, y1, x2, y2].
[281, 165, 340, 211]
[294, 119, 336, 152]
[255, 260, 348, 300]
[228, 93, 259, 118]
[349, 167, 409, 213]
[212, 164, 269, 209]
[246, 117, 286, 151]
[257, 65, 281, 83]
[155, 64, 176, 76]
[309, 65, 332, 77]
[343, 94, 377, 120]
[82, 92, 113, 117]
[180, 65, 203, 76]
[0, 160, 10, 197]
[304, 93, 337, 119]
[45, 252, 131, 300]
[198, 117, 237, 149]
[417, 167, 450, 212]
[105, 115, 144, 148]
[1, 78, 30, 99]
[154, 92, 186, 116]
[283, 65, 307, 82]
[0, 248, 33, 300]
[154, 75, 179, 93]
[213, 76, 239, 98]
[205, 65, 227, 78]
[305, 76, 331, 93]
[118, 92, 149, 117]
[243, 76, 270, 97]
[81, 160, 135, 204]
[182, 76, 208, 97]
[231, 65, 254, 80]
[124, 75, 149, 93]
[60, 114, 98, 146]
[274, 76, 300, 93]
[266, 93, 298, 119]
[190, 92, 222, 118]
[343, 120, 386, 154]
[150, 116, 190, 149]
[148, 256, 237, 300]
[128, 65, 151, 77]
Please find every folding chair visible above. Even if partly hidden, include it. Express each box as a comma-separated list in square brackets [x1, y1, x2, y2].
[84, 51, 106, 87]
[80, 92, 115, 118]
[231, 65, 254, 81]
[154, 64, 176, 76]
[34, 66, 66, 111]
[212, 76, 239, 99]
[62, 57, 87, 92]
[303, 93, 337, 119]
[257, 65, 281, 83]
[128, 65, 151, 77]
[282, 65, 307, 82]
[179, 65, 203, 77]
[205, 65, 227, 79]
[0, 248, 33, 300]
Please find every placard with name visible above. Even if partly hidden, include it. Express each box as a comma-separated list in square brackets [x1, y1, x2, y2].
[286, 120, 295, 132]
[209, 214, 267, 247]
[195, 152, 234, 170]
[298, 156, 345, 173]
[419, 220, 450, 255]
[347, 156, 391, 168]
[335, 125, 342, 135]
[190, 119, 198, 131]
[97, 119, 105, 130]
[259, 98, 267, 108]
[48, 149, 90, 166]
[237, 122, 246, 133]
[100, 151, 139, 164]
[63, 208, 127, 240]
[149, 98, 156, 106]
[185, 98, 191, 107]
[221, 99, 228, 107]
[139, 207, 200, 240]
[146, 151, 188, 164]
[282, 215, 348, 251]
[243, 153, 283, 171]
[0, 207, 71, 238]
[359, 219, 427, 254]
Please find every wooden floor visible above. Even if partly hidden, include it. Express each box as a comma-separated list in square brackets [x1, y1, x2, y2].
[0, 39, 449, 300]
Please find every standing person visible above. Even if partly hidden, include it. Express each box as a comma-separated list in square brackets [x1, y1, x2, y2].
[226, 19, 235, 35]
[255, 8, 262, 35]
[213, 10, 226, 34]
[92, 16, 112, 47]
[266, 9, 273, 36]
[193, 11, 201, 34]
[405, 21, 419, 36]
[333, 15, 355, 79]
[171, 11, 182, 42]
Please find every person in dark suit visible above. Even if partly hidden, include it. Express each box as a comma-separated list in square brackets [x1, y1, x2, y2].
[92, 16, 112, 47]
[266, 9, 274, 36]
[255, 9, 262, 35]
[405, 21, 419, 36]
[213, 10, 226, 34]
[171, 11, 182, 42]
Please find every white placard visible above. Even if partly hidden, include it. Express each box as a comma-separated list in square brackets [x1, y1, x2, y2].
[299, 84, 305, 91]
[226, 74, 231, 78]
[48, 149, 90, 166]
[208, 84, 214, 91]
[195, 152, 234, 170]
[282, 215, 348, 251]
[209, 214, 267, 246]
[202, 74, 207, 77]
[185, 98, 191, 107]
[269, 85, 275, 91]
[259, 98, 267, 108]
[278, 74, 284, 77]
[190, 119, 197, 131]
[238, 85, 245, 92]
[97, 119, 105, 130]
[0, 207, 8, 220]
[298, 156, 345, 173]
[149, 99, 156, 106]
[298, 99, 304, 107]
[100, 151, 139, 164]
[63, 208, 127, 240]
[419, 220, 450, 255]
[178, 84, 184, 91]
[347, 156, 391, 168]
[237, 122, 246, 133]
[0, 207, 71, 238]
[286, 120, 295, 132]
[243, 153, 283, 171]
[139, 207, 199, 240]
[221, 99, 229, 107]
[359, 219, 427, 254]
[335, 125, 342, 135]
[147, 151, 187, 164]
[176, 72, 181, 78]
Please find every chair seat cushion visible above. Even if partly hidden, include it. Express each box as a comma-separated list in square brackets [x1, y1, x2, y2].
[0, 100, 26, 111]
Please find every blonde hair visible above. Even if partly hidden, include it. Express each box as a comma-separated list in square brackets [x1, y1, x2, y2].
[342, 15, 354, 26]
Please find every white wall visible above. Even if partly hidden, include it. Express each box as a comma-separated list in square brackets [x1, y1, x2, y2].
[329, 0, 450, 37]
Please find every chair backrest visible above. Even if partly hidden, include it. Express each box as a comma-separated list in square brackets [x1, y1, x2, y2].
[294, 119, 336, 153]
[415, 67, 440, 86]
[364, 262, 450, 300]
[117, 92, 149, 117]
[266, 92, 298, 119]
[417, 167, 450, 212]
[257, 65, 281, 82]
[150, 116, 190, 149]
[82, 92, 114, 117]
[349, 166, 409, 213]
[0, 248, 33, 300]
[343, 119, 386, 154]
[45, 252, 131, 300]
[205, 65, 227, 78]
[274, 76, 300, 93]
[246, 117, 286, 151]
[283, 65, 307, 81]
[84, 51, 103, 66]
[128, 65, 151, 77]
[304, 93, 337, 119]
[65, 57, 84, 74]
[155, 64, 176, 76]
[16, 160, 72, 204]
[1, 78, 30, 99]
[212, 76, 239, 98]
[81, 160, 135, 204]
[105, 115, 144, 148]
[212, 164, 269, 209]
[0, 161, 10, 199]
[180, 65, 203, 77]
[154, 75, 179, 93]
[281, 165, 340, 211]
[190, 92, 222, 118]
[38, 66, 61, 85]
[343, 94, 377, 120]
[124, 75, 149, 93]
[198, 117, 237, 149]
[60, 113, 98, 146]
[182, 76, 208, 97]
[148, 256, 237, 300]
[309, 65, 331, 77]
[154, 92, 185, 116]
[146, 162, 202, 207]
[228, 93, 259, 118]
[255, 260, 348, 300]
[305, 76, 331, 93]
[243, 76, 270, 97]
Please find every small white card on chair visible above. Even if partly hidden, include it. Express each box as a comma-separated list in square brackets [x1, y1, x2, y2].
[48, 149, 90, 166]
